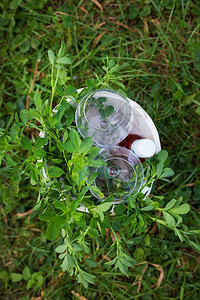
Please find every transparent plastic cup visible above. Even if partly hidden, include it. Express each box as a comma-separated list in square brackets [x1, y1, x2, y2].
[75, 89, 134, 147]
[87, 146, 144, 202]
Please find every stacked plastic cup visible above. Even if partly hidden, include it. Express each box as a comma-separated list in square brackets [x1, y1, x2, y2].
[75, 89, 144, 202]
[75, 89, 134, 147]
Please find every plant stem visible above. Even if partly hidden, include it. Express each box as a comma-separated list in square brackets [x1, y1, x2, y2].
[48, 66, 60, 152]
[49, 66, 60, 119]
[49, 64, 54, 119]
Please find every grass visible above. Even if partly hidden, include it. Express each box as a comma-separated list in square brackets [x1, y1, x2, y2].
[0, 0, 200, 299]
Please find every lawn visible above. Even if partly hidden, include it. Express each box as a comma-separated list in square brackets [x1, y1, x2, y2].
[0, 0, 200, 299]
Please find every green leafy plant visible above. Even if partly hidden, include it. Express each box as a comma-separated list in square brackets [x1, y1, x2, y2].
[0, 45, 198, 288]
[0, 267, 43, 290]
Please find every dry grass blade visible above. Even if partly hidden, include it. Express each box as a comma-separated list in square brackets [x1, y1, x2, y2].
[80, 6, 89, 15]
[105, 228, 109, 239]
[110, 230, 121, 242]
[102, 254, 111, 261]
[93, 32, 105, 47]
[136, 262, 149, 293]
[151, 19, 160, 26]
[182, 183, 195, 187]
[91, 0, 103, 12]
[108, 17, 135, 33]
[133, 261, 164, 292]
[114, 283, 128, 290]
[54, 11, 68, 16]
[94, 21, 106, 29]
[71, 291, 89, 300]
[144, 20, 149, 36]
[15, 209, 34, 218]
[30, 228, 42, 232]
[149, 263, 164, 287]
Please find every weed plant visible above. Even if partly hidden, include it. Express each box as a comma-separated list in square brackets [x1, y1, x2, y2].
[0, 0, 200, 299]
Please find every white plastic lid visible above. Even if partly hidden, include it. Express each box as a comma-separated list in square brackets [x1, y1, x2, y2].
[131, 139, 156, 158]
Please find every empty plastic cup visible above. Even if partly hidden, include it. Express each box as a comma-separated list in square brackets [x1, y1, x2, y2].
[75, 89, 134, 147]
[87, 146, 144, 201]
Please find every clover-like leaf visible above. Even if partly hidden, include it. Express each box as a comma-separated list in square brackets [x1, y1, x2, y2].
[48, 49, 55, 65]
[48, 166, 65, 178]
